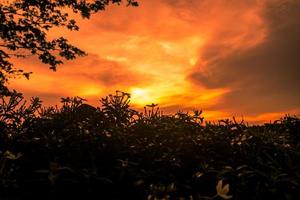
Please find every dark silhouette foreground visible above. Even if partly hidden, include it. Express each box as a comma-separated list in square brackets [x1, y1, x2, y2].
[0, 91, 300, 199]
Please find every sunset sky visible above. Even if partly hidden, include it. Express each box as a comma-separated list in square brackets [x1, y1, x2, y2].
[10, 0, 300, 123]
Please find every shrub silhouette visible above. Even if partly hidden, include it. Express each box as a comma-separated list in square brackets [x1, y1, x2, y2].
[0, 91, 299, 199]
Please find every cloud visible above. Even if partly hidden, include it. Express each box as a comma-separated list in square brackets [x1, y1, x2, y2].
[59, 54, 150, 87]
[8, 0, 299, 122]
[189, 0, 300, 115]
[10, 53, 148, 100]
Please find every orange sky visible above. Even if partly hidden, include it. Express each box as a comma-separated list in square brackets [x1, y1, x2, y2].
[8, 0, 300, 123]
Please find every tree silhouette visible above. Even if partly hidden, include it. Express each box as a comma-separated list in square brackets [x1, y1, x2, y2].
[0, 0, 138, 95]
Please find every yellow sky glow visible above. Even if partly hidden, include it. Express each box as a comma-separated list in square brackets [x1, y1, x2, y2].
[8, 0, 300, 123]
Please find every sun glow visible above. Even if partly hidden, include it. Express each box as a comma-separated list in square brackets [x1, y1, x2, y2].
[80, 86, 101, 97]
[8, 0, 289, 123]
[130, 88, 156, 106]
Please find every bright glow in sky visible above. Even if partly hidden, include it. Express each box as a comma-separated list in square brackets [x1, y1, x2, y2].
[130, 88, 154, 106]
[9, 0, 300, 123]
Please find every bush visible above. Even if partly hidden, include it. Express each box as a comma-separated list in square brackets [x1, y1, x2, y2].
[0, 91, 299, 199]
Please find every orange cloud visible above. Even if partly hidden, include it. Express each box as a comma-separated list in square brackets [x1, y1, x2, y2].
[9, 0, 300, 123]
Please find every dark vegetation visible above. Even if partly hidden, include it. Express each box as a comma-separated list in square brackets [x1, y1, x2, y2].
[0, 90, 299, 199]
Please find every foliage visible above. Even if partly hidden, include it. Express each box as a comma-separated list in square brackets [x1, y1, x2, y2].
[0, 0, 138, 94]
[0, 91, 299, 199]
[0, 90, 42, 131]
[101, 90, 137, 127]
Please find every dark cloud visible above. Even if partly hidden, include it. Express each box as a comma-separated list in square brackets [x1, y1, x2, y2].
[61, 54, 150, 87]
[189, 1, 300, 115]
[95, 65, 145, 87]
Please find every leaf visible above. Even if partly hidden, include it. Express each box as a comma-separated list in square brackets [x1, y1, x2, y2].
[216, 180, 233, 199]
[4, 150, 22, 160]
[194, 172, 204, 178]
[167, 183, 176, 192]
[134, 179, 145, 186]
